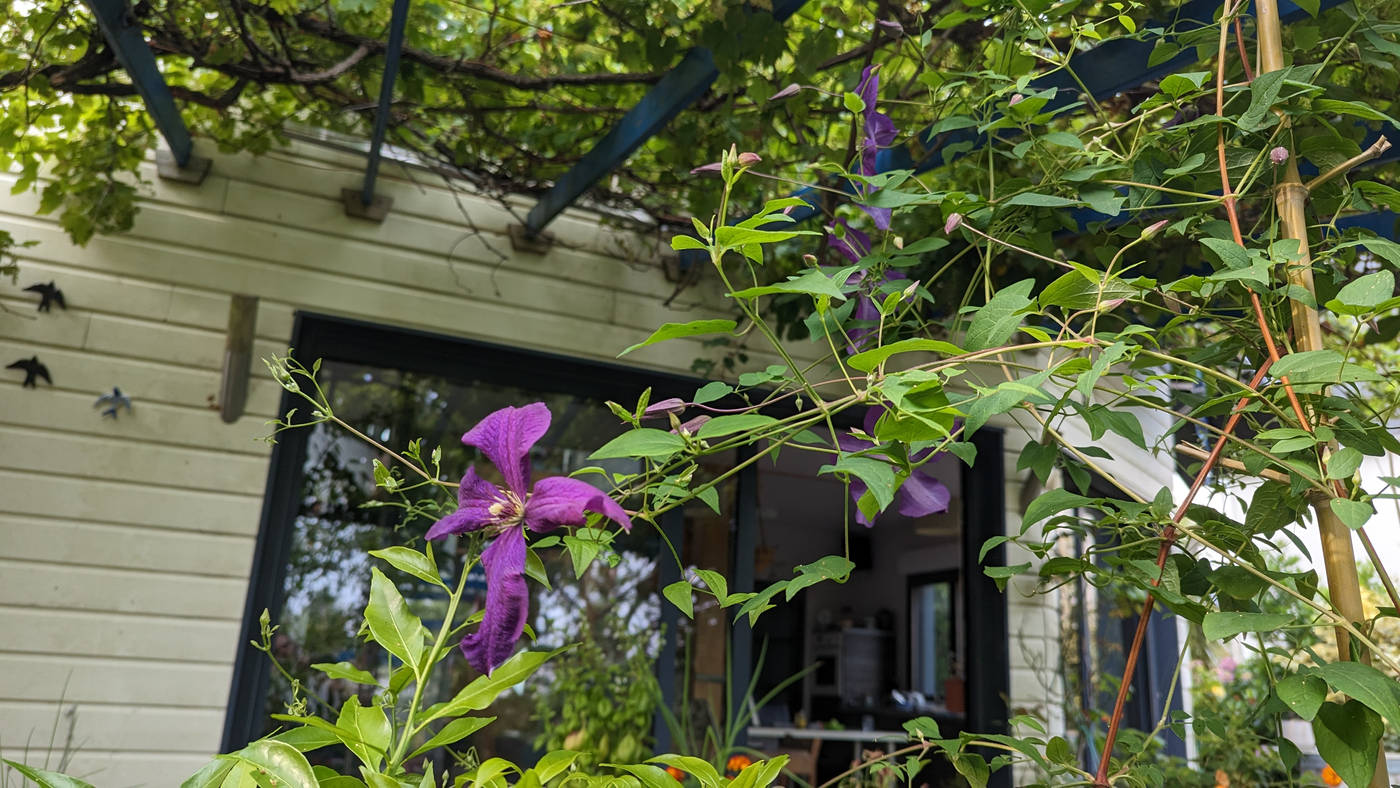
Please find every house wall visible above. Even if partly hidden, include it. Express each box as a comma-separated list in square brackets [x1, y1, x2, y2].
[0, 138, 1179, 785]
[0, 139, 768, 785]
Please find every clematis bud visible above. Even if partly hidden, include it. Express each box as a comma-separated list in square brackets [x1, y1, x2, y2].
[769, 83, 802, 102]
[690, 162, 723, 175]
[877, 18, 903, 35]
[1141, 219, 1169, 239]
[736, 152, 762, 167]
[1009, 94, 1024, 106]
[1270, 146, 1290, 165]
[944, 213, 964, 234]
[671, 414, 711, 436]
[643, 397, 688, 419]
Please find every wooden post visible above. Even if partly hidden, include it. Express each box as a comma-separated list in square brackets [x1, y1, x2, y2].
[1253, 4, 1388, 786]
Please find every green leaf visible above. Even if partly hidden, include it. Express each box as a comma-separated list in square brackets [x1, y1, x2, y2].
[1200, 237, 1251, 270]
[847, 338, 965, 372]
[1040, 270, 1135, 311]
[1327, 447, 1364, 480]
[179, 759, 235, 788]
[1202, 611, 1294, 641]
[272, 725, 340, 753]
[1002, 192, 1081, 208]
[620, 320, 737, 357]
[218, 740, 319, 788]
[1314, 98, 1400, 125]
[1160, 71, 1210, 98]
[1077, 341, 1130, 399]
[614, 764, 682, 788]
[590, 429, 686, 460]
[425, 648, 563, 722]
[1246, 481, 1302, 535]
[336, 695, 391, 771]
[4, 761, 96, 788]
[821, 456, 895, 512]
[693, 381, 733, 404]
[963, 369, 1054, 435]
[693, 568, 729, 602]
[1239, 68, 1288, 131]
[963, 279, 1035, 351]
[310, 661, 380, 686]
[406, 716, 496, 759]
[365, 568, 425, 671]
[1312, 700, 1383, 788]
[663, 579, 694, 618]
[785, 556, 856, 600]
[1316, 661, 1400, 731]
[368, 546, 445, 588]
[670, 235, 707, 251]
[1270, 350, 1382, 384]
[1277, 673, 1327, 720]
[696, 414, 778, 439]
[1328, 271, 1395, 315]
[648, 755, 722, 788]
[714, 226, 816, 248]
[1330, 497, 1374, 529]
[730, 266, 858, 301]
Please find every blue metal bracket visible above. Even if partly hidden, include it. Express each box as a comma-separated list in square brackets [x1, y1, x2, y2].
[84, 0, 204, 177]
[521, 0, 810, 239]
[347, 0, 412, 220]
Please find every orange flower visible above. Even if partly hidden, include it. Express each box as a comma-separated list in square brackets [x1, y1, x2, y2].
[665, 767, 686, 782]
[1321, 765, 1342, 787]
[1213, 769, 1230, 788]
[726, 755, 754, 773]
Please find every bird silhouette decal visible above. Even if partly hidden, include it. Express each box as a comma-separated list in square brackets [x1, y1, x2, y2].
[7, 356, 52, 388]
[95, 387, 133, 419]
[23, 281, 66, 312]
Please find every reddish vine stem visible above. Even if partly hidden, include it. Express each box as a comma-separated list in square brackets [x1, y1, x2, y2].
[1091, 362, 1271, 787]
[1093, 3, 1300, 781]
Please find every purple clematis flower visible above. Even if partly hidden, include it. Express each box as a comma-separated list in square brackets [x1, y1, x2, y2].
[855, 65, 897, 230]
[828, 220, 906, 353]
[426, 403, 632, 674]
[836, 407, 950, 527]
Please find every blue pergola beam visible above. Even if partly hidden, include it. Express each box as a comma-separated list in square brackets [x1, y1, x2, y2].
[84, 0, 194, 166]
[361, 0, 412, 207]
[523, 0, 809, 238]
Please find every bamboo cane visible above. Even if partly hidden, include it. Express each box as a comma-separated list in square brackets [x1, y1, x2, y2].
[1253, 4, 1389, 786]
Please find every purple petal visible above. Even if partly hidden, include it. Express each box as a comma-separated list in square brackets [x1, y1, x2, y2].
[897, 470, 951, 518]
[866, 112, 897, 150]
[856, 65, 880, 113]
[524, 476, 633, 533]
[845, 478, 875, 528]
[460, 526, 528, 674]
[461, 403, 551, 495]
[861, 204, 892, 231]
[425, 468, 506, 540]
[827, 220, 871, 264]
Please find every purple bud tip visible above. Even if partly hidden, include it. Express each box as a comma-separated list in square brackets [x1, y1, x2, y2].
[1009, 94, 1024, 106]
[1270, 146, 1290, 165]
[877, 19, 903, 34]
[1141, 219, 1169, 239]
[944, 213, 964, 234]
[643, 397, 688, 419]
[769, 83, 802, 102]
[690, 162, 723, 175]
[737, 152, 762, 167]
